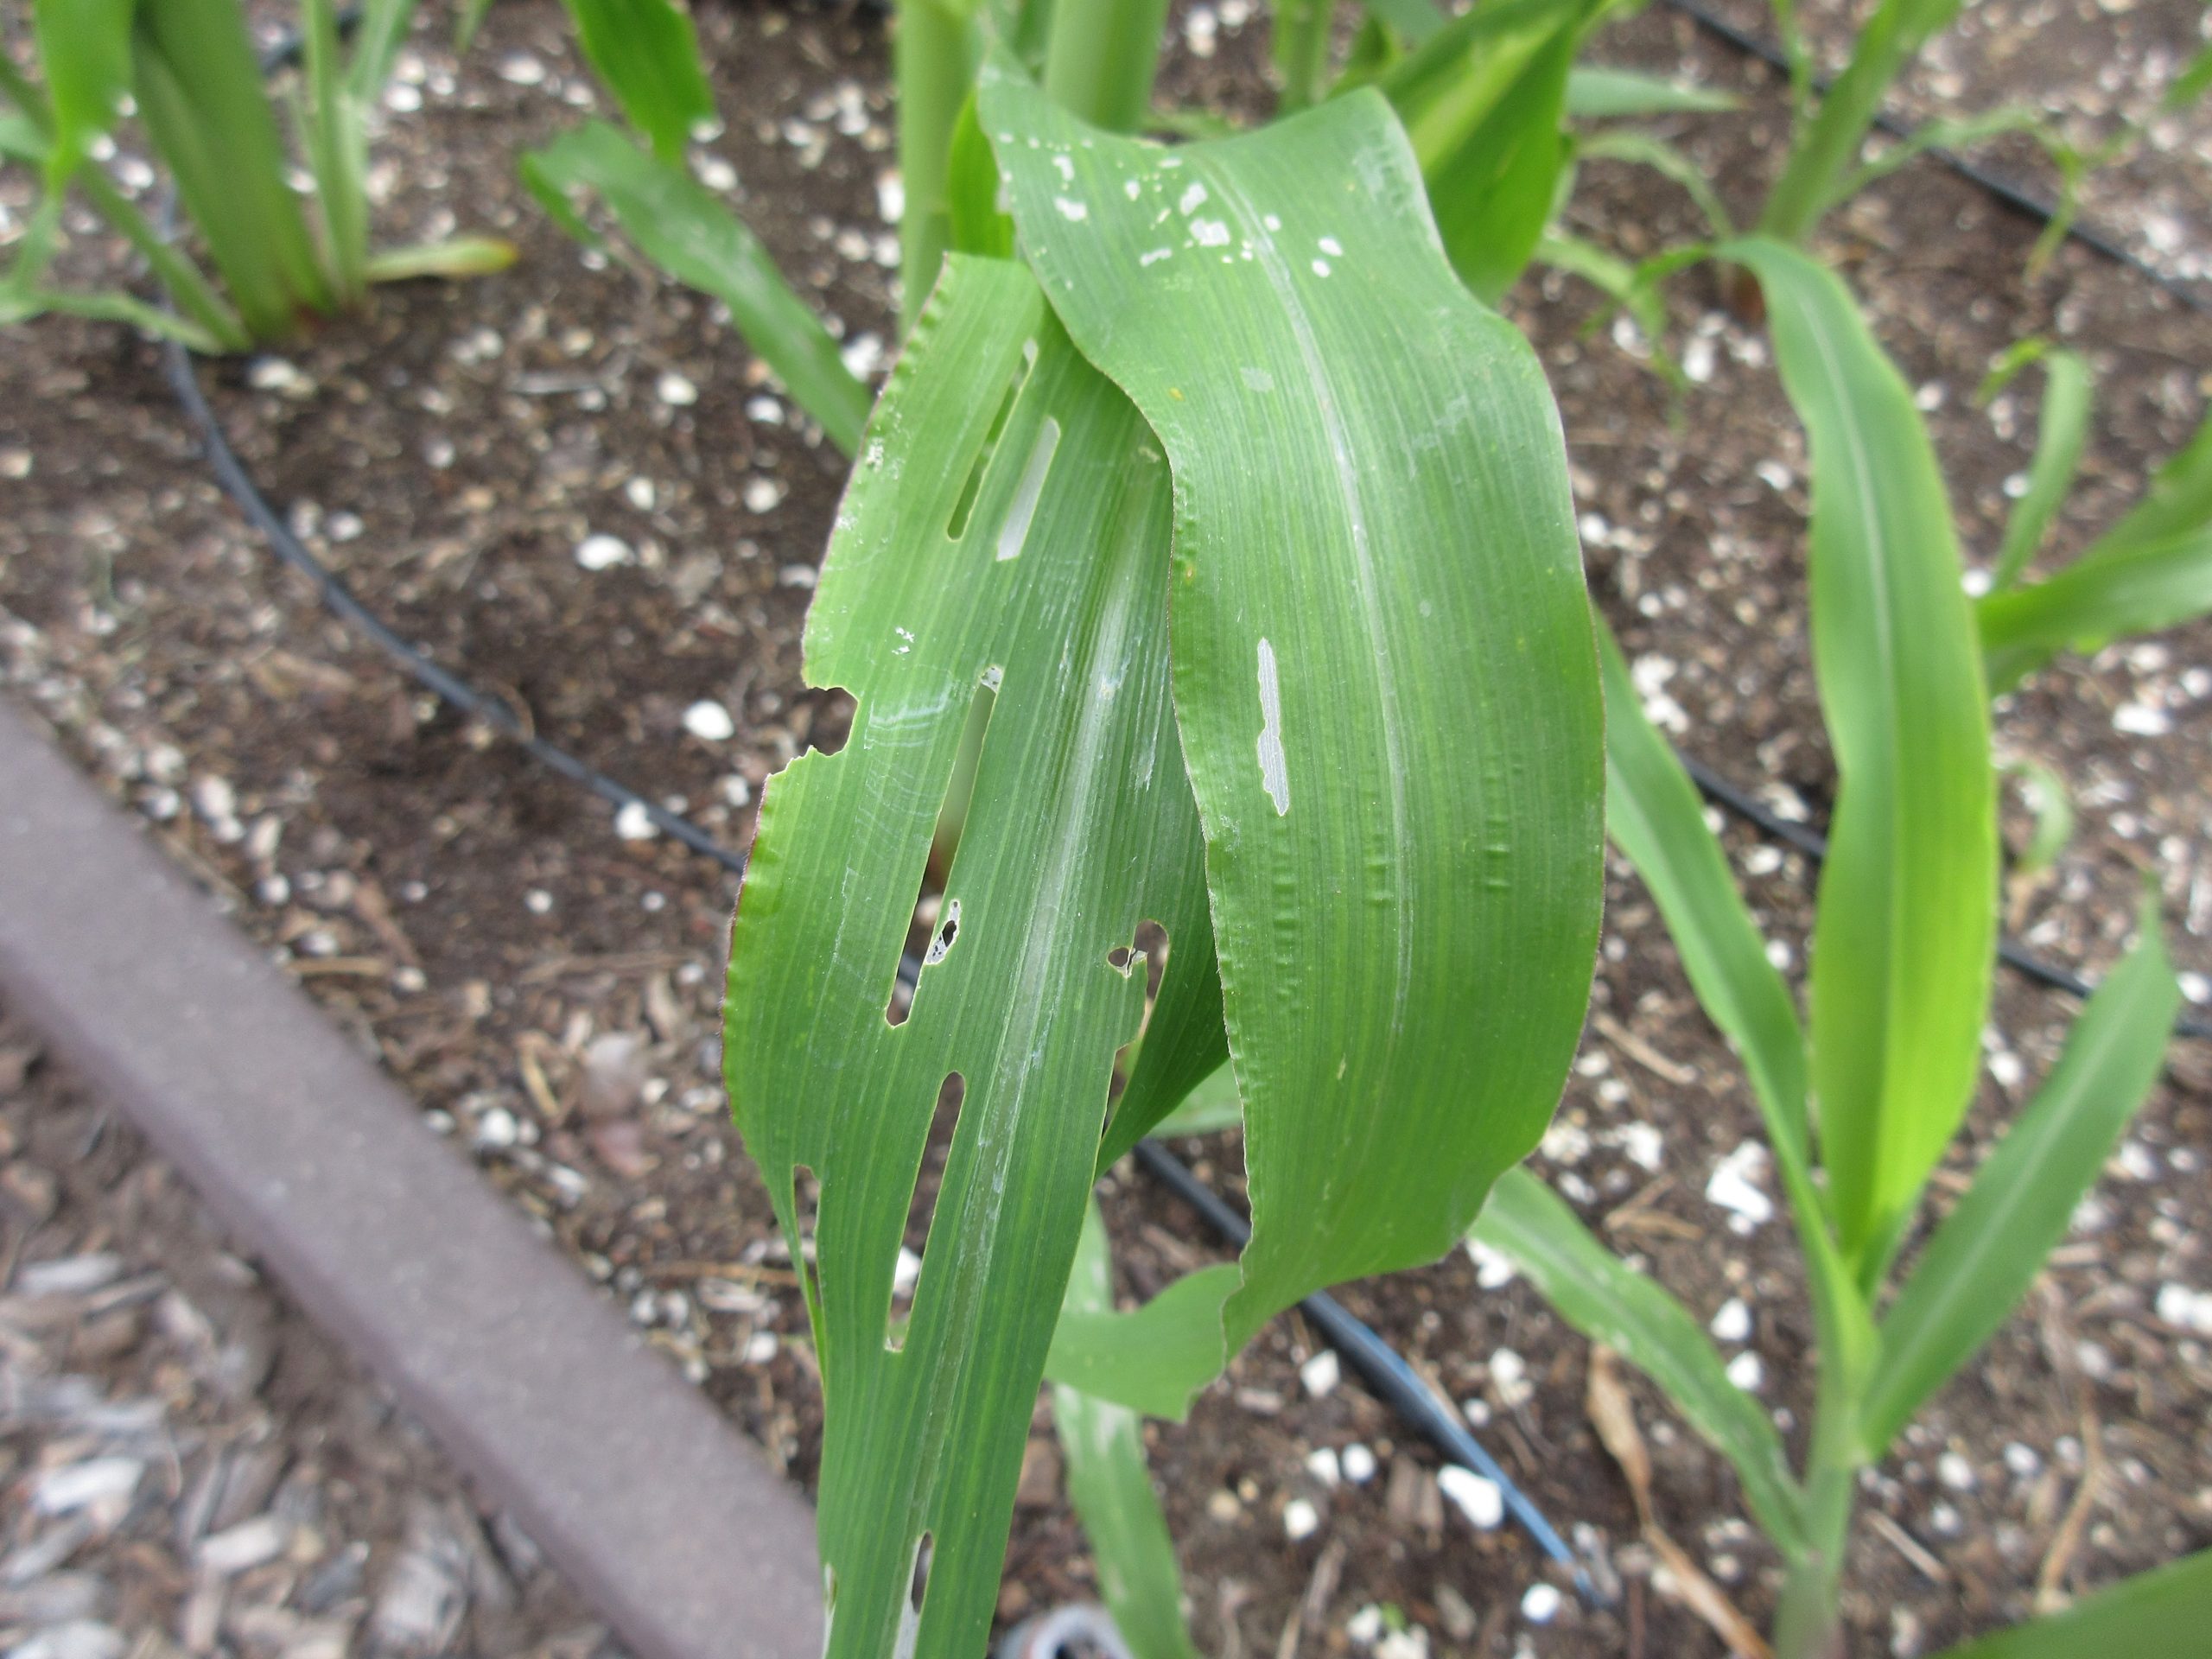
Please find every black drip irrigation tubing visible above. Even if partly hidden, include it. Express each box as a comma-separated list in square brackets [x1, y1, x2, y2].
[1654, 0, 2211, 315]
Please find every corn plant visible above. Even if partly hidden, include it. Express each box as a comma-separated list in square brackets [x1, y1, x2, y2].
[0, 0, 511, 352]
[520, 0, 874, 455]
[1973, 343, 2212, 695]
[1746, 0, 2212, 257]
[1469, 236, 2202, 1657]
[721, 48, 1609, 1659]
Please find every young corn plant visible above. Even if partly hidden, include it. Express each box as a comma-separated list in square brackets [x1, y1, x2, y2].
[721, 49, 1610, 1659]
[519, 0, 874, 456]
[0, 0, 510, 352]
[1468, 235, 2206, 1658]
[1748, 0, 2212, 259]
[1970, 341, 2212, 696]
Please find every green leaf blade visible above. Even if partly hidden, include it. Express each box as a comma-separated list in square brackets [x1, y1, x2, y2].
[1472, 1168, 1808, 1555]
[724, 254, 1214, 1659]
[1724, 237, 1997, 1276]
[1051, 1205, 1205, 1659]
[523, 123, 872, 455]
[982, 73, 1605, 1352]
[1860, 894, 2178, 1454]
[1986, 345, 2089, 593]
[1928, 1550, 2212, 1659]
[1566, 65, 1740, 118]
[558, 0, 715, 162]
[1597, 620, 1808, 1173]
[32, 0, 132, 175]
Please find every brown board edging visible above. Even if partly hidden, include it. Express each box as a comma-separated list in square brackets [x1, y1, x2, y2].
[0, 703, 824, 1659]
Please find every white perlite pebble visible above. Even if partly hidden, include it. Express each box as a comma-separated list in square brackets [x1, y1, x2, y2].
[683, 700, 736, 741]
[656, 370, 699, 406]
[1707, 1141, 1775, 1230]
[576, 533, 632, 570]
[1283, 1497, 1320, 1541]
[893, 1247, 923, 1298]
[1438, 1465, 1503, 1529]
[1726, 1351, 1764, 1393]
[1937, 1452, 1976, 1491]
[1306, 1447, 1342, 1487]
[2113, 701, 2171, 737]
[1710, 1297, 1752, 1343]
[744, 477, 786, 514]
[1300, 1349, 1341, 1398]
[1341, 1443, 1377, 1484]
[1466, 1238, 1518, 1289]
[613, 800, 658, 841]
[2155, 1281, 2212, 1335]
[1521, 1583, 1562, 1624]
[1487, 1346, 1532, 1408]
[745, 1332, 779, 1363]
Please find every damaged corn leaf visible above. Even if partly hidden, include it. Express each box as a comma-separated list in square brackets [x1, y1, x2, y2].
[722, 254, 1214, 1659]
[984, 71, 1604, 1376]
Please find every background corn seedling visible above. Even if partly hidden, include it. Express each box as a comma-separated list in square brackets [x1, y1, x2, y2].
[1471, 235, 2211, 1659]
[0, 0, 511, 351]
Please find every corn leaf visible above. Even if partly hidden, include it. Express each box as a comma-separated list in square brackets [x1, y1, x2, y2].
[1929, 1550, 2212, 1659]
[1579, 127, 1732, 237]
[1359, 0, 1450, 48]
[1149, 1057, 1242, 1137]
[1860, 893, 2177, 1453]
[1725, 238, 1996, 1280]
[2094, 408, 2212, 555]
[982, 71, 1605, 1354]
[31, 0, 133, 175]
[1566, 65, 1739, 118]
[2000, 758, 2072, 878]
[1979, 411, 2212, 691]
[1982, 342, 2089, 593]
[1597, 621, 1808, 1180]
[1378, 0, 1597, 301]
[302, 0, 371, 306]
[1044, 1262, 1242, 1418]
[1051, 1205, 1207, 1659]
[346, 0, 423, 108]
[132, 0, 333, 338]
[522, 122, 872, 455]
[724, 254, 1216, 1659]
[557, 0, 715, 163]
[1471, 1168, 1808, 1556]
[1758, 0, 1967, 241]
[1980, 530, 2212, 693]
[1273, 0, 1333, 114]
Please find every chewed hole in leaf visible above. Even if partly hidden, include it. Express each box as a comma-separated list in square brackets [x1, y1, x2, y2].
[889, 675, 1001, 1026]
[800, 687, 858, 756]
[995, 416, 1059, 563]
[944, 341, 1037, 541]
[886, 1071, 964, 1352]
[908, 1532, 932, 1618]
[1105, 920, 1173, 1108]
[790, 1164, 823, 1320]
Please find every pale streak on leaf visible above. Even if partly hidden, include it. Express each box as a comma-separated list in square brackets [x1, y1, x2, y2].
[1255, 637, 1291, 816]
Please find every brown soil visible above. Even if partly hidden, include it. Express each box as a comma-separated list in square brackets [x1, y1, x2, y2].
[1, 3, 2207, 1657]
